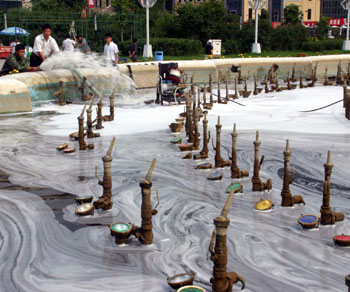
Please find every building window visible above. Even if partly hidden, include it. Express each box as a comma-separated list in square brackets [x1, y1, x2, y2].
[273, 10, 279, 22]
[230, 10, 237, 14]
[106, 0, 109, 6]
[249, 8, 252, 19]
[307, 9, 311, 20]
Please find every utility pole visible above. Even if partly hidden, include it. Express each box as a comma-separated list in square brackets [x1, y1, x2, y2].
[341, 0, 350, 50]
[249, 0, 266, 54]
[138, 0, 158, 58]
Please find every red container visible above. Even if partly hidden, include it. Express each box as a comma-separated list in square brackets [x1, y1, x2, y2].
[0, 46, 12, 59]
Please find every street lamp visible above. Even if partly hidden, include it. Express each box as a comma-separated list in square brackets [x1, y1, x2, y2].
[248, 0, 266, 54]
[137, 0, 158, 58]
[341, 0, 350, 50]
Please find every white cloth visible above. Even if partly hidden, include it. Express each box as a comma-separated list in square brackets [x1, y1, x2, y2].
[104, 41, 119, 63]
[33, 34, 59, 57]
[11, 41, 20, 54]
[62, 39, 76, 52]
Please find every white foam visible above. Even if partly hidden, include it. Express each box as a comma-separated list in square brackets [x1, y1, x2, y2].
[36, 85, 349, 137]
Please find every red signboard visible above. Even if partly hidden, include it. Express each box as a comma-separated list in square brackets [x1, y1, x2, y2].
[272, 22, 281, 29]
[303, 21, 318, 27]
[329, 18, 347, 26]
[0, 46, 12, 59]
[88, 0, 95, 8]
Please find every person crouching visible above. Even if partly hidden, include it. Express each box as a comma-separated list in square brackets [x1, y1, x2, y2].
[0, 44, 38, 76]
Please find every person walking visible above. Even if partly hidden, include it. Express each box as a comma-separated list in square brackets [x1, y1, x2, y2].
[0, 44, 38, 76]
[30, 24, 59, 67]
[205, 40, 213, 60]
[128, 38, 138, 62]
[62, 35, 76, 52]
[104, 33, 119, 66]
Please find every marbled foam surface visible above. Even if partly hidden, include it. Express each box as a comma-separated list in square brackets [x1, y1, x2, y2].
[0, 85, 349, 292]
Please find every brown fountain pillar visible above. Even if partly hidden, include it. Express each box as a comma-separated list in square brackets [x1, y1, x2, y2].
[291, 63, 296, 82]
[320, 151, 344, 225]
[106, 93, 115, 121]
[253, 75, 259, 95]
[280, 140, 305, 207]
[233, 77, 239, 99]
[199, 113, 209, 159]
[209, 188, 245, 292]
[264, 74, 269, 93]
[346, 275, 350, 292]
[192, 110, 200, 150]
[188, 105, 194, 144]
[87, 98, 96, 139]
[308, 69, 315, 87]
[136, 158, 158, 245]
[242, 76, 251, 98]
[96, 96, 104, 130]
[299, 71, 305, 89]
[252, 131, 262, 191]
[252, 131, 272, 192]
[78, 104, 87, 150]
[213, 116, 231, 168]
[286, 72, 292, 90]
[54, 81, 66, 106]
[203, 84, 207, 106]
[185, 94, 192, 136]
[94, 137, 116, 210]
[217, 80, 222, 103]
[336, 62, 343, 85]
[225, 80, 230, 102]
[323, 67, 332, 86]
[231, 124, 249, 179]
[314, 62, 318, 82]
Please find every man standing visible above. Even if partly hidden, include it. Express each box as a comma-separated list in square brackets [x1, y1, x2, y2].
[104, 33, 119, 66]
[205, 40, 213, 60]
[30, 24, 59, 67]
[76, 35, 91, 54]
[0, 44, 38, 76]
[62, 35, 76, 52]
[128, 38, 138, 62]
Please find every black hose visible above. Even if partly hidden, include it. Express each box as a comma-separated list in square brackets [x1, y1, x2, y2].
[299, 99, 343, 113]
[212, 93, 246, 106]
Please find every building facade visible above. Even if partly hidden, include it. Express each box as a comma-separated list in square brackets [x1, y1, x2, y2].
[88, 0, 112, 13]
[0, 0, 22, 11]
[174, 0, 321, 23]
[321, 0, 347, 19]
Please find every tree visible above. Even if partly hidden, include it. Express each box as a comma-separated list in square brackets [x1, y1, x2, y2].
[283, 4, 303, 25]
[111, 0, 141, 14]
[318, 16, 330, 39]
[174, 0, 228, 43]
[31, 0, 85, 13]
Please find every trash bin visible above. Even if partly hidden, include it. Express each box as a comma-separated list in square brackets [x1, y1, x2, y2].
[155, 51, 163, 61]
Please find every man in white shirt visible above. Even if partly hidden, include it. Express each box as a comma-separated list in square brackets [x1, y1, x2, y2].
[30, 24, 60, 67]
[104, 33, 119, 66]
[62, 35, 76, 52]
[10, 38, 20, 54]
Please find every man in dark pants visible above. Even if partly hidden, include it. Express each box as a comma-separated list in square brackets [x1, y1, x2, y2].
[0, 44, 38, 76]
[205, 40, 213, 60]
[30, 24, 59, 67]
[128, 38, 138, 62]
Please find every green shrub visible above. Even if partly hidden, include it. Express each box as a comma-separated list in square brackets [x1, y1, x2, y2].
[271, 24, 308, 50]
[119, 38, 203, 56]
[223, 40, 239, 54]
[302, 39, 343, 51]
